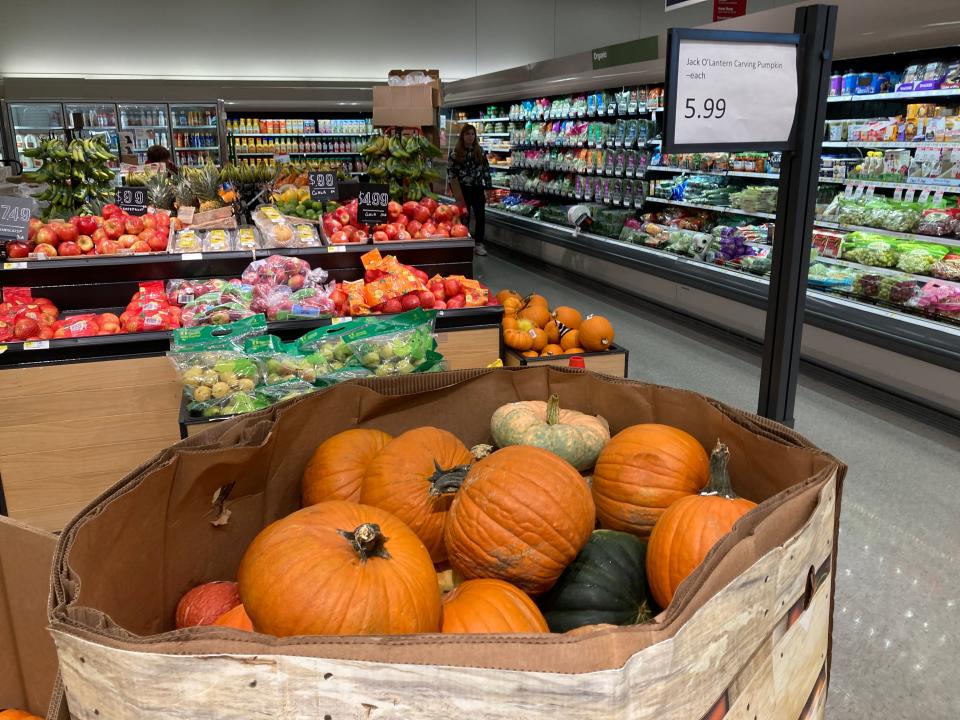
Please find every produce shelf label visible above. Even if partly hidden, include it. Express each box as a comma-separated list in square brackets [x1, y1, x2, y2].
[116, 186, 148, 216]
[0, 196, 33, 242]
[308, 171, 339, 202]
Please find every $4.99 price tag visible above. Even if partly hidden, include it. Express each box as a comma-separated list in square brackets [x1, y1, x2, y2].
[356, 183, 389, 225]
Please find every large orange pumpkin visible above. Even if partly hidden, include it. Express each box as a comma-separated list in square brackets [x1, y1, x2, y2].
[0, 711, 43, 720]
[592, 424, 709, 538]
[579, 315, 615, 351]
[302, 428, 393, 505]
[441, 579, 548, 633]
[646, 442, 757, 608]
[526, 293, 549, 308]
[360, 427, 473, 562]
[175, 580, 241, 629]
[213, 603, 254, 631]
[559, 329, 581, 351]
[238, 501, 440, 636]
[445, 446, 595, 595]
[552, 306, 582, 329]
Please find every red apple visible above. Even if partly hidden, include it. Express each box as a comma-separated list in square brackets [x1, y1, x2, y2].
[146, 232, 168, 251]
[75, 216, 98, 235]
[103, 219, 123, 239]
[102, 204, 122, 219]
[400, 293, 421, 311]
[384, 224, 399, 240]
[336, 210, 351, 226]
[444, 278, 462, 298]
[32, 243, 58, 257]
[330, 230, 350, 245]
[407, 220, 422, 235]
[429, 281, 445, 300]
[38, 326, 54, 340]
[372, 231, 388, 242]
[387, 200, 402, 220]
[91, 227, 108, 245]
[6, 241, 29, 258]
[413, 205, 431, 224]
[35, 226, 59, 247]
[433, 300, 447, 310]
[14, 317, 39, 340]
[382, 297, 403, 314]
[434, 206, 450, 223]
[395, 213, 409, 228]
[58, 241, 81, 256]
[117, 234, 138, 249]
[130, 240, 151, 253]
[27, 218, 44, 241]
[447, 293, 466, 309]
[451, 224, 470, 238]
[418, 290, 436, 309]
[125, 216, 145, 234]
[322, 217, 342, 237]
[98, 239, 120, 255]
[396, 230, 411, 241]
[77, 235, 95, 253]
[352, 230, 368, 243]
[55, 223, 79, 243]
[141, 215, 157, 230]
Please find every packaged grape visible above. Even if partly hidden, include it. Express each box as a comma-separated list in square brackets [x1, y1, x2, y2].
[930, 259, 960, 281]
[879, 275, 920, 305]
[171, 228, 202, 254]
[203, 228, 235, 253]
[916, 208, 958, 237]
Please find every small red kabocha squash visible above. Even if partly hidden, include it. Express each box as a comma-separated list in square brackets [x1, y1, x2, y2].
[445, 445, 595, 595]
[175, 580, 241, 629]
[592, 424, 709, 538]
[360, 427, 473, 563]
[213, 603, 254, 631]
[646, 441, 757, 608]
[441, 579, 548, 634]
[238, 501, 440, 636]
[302, 428, 393, 505]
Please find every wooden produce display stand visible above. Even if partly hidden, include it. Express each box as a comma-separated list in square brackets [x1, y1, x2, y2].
[0, 240, 501, 531]
[503, 344, 628, 376]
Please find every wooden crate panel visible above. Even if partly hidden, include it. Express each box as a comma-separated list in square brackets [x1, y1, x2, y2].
[0, 356, 177, 400]
[437, 327, 501, 370]
[0, 410, 180, 457]
[0, 383, 181, 427]
[504, 345, 627, 377]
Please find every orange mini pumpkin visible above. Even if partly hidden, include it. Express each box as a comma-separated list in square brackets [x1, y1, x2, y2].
[646, 442, 757, 608]
[592, 424, 709, 538]
[521, 350, 539, 358]
[361, 427, 473, 562]
[519, 304, 551, 328]
[213, 603, 254, 631]
[496, 289, 523, 306]
[579, 315, 615, 352]
[553, 306, 582, 329]
[504, 327, 534, 351]
[528, 327, 548, 351]
[445, 446, 595, 595]
[526, 293, 549, 308]
[441, 579, 548, 633]
[302, 428, 393, 505]
[238, 501, 440, 636]
[541, 343, 564, 356]
[564, 347, 586, 354]
[502, 316, 519, 331]
[544, 319, 560, 344]
[560, 329, 581, 351]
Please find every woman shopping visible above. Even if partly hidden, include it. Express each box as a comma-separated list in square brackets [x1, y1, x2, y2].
[448, 124, 492, 256]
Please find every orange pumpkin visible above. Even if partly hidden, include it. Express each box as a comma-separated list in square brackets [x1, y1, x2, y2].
[501, 316, 519, 331]
[302, 428, 393, 505]
[496, 289, 523, 306]
[445, 446, 595, 595]
[592, 424, 709, 538]
[502, 296, 523, 314]
[528, 327, 548, 351]
[541, 343, 564, 356]
[553, 306, 582, 329]
[361, 427, 473, 562]
[564, 347, 586, 354]
[0, 712, 43, 720]
[441, 579, 548, 633]
[519, 304, 551, 328]
[521, 350, 539, 358]
[647, 442, 757, 608]
[559, 329, 581, 351]
[579, 315, 614, 351]
[504, 328, 533, 351]
[238, 501, 440, 636]
[526, 293, 549, 308]
[213, 603, 254, 631]
[544, 320, 560, 344]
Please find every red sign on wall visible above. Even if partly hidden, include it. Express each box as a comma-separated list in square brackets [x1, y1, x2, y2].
[713, 0, 747, 21]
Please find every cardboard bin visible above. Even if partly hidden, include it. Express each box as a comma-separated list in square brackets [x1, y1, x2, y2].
[48, 367, 844, 720]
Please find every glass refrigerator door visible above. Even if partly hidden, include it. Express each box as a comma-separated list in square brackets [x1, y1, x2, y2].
[65, 103, 120, 166]
[9, 102, 66, 171]
[117, 103, 171, 165]
[169, 103, 219, 168]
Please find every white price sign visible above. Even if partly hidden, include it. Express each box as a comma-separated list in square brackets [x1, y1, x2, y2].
[665, 30, 799, 151]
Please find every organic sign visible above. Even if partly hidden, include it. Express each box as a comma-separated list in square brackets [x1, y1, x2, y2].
[356, 183, 389, 225]
[115, 186, 148, 215]
[591, 36, 658, 71]
[0, 196, 33, 241]
[308, 171, 339, 202]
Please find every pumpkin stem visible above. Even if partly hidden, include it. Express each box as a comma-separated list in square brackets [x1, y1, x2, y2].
[471, 443, 494, 461]
[701, 440, 739, 499]
[428, 460, 471, 496]
[338, 523, 391, 563]
[546, 393, 562, 425]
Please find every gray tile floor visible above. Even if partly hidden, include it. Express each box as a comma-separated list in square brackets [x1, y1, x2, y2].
[477, 252, 960, 719]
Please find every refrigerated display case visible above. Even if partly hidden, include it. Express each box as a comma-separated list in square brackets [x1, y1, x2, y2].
[170, 103, 220, 168]
[6, 102, 66, 170]
[118, 103, 171, 164]
[65, 103, 120, 166]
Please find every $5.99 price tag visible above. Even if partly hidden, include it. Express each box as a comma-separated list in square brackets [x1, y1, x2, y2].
[308, 171, 339, 202]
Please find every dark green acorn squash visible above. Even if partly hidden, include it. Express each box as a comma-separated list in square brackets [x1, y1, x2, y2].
[537, 529, 654, 633]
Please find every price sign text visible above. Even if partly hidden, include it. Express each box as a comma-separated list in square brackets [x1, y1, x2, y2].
[116, 186, 148, 216]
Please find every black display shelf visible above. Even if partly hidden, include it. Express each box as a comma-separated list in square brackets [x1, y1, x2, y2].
[486, 209, 960, 372]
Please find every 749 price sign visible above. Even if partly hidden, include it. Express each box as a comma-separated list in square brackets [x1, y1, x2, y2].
[115, 186, 148, 216]
[308, 171, 339, 202]
[356, 184, 389, 225]
[0, 197, 33, 241]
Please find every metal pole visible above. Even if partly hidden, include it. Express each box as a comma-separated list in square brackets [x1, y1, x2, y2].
[757, 4, 837, 425]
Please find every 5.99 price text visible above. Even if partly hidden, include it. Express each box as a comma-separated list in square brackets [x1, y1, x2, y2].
[683, 98, 726, 119]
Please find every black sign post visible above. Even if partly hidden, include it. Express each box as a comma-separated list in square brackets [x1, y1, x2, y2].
[115, 186, 148, 216]
[308, 170, 339, 203]
[664, 4, 837, 425]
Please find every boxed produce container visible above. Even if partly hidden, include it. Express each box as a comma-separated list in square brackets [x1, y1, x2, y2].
[503, 344, 628, 377]
[48, 368, 843, 720]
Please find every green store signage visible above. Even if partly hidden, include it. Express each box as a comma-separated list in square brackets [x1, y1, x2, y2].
[592, 36, 658, 70]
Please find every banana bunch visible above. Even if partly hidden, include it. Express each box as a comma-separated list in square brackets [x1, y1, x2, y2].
[24, 135, 116, 220]
[361, 134, 389, 158]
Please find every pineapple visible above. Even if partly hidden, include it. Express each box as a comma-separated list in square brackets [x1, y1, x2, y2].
[173, 172, 195, 209]
[145, 172, 175, 210]
[189, 163, 223, 212]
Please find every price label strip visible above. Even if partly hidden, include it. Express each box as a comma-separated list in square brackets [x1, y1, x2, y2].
[115, 186, 148, 216]
[308, 171, 339, 202]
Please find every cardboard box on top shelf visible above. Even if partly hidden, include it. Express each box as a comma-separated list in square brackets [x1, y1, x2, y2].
[0, 515, 69, 719]
[373, 86, 438, 129]
[388, 69, 442, 105]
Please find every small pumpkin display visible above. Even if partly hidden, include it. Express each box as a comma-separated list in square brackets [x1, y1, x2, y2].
[559, 329, 581, 351]
[526, 293, 549, 308]
[496, 289, 523, 306]
[214, 603, 254, 631]
[544, 320, 560, 344]
[175, 580, 241, 629]
[238, 501, 440, 636]
[302, 428, 393, 505]
[501, 316, 518, 331]
[592, 424, 709, 538]
[360, 427, 473, 562]
[553, 306, 582, 329]
[537, 530, 653, 633]
[445, 445, 595, 595]
[490, 394, 610, 471]
[503, 327, 534, 352]
[646, 441, 757, 608]
[522, 350, 539, 358]
[528, 327, 548, 351]
[564, 347, 586, 355]
[441, 579, 548, 633]
[579, 315, 615, 352]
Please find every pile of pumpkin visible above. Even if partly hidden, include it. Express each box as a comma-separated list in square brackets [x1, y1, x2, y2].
[497, 290, 615, 358]
[174, 395, 756, 637]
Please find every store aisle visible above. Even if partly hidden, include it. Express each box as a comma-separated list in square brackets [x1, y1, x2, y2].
[477, 252, 960, 720]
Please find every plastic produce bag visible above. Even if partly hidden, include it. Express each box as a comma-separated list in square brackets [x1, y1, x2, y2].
[243, 254, 326, 290]
[895, 242, 949, 274]
[166, 278, 241, 306]
[244, 335, 330, 385]
[295, 320, 372, 372]
[341, 308, 440, 377]
[181, 285, 255, 327]
[171, 229, 202, 254]
[203, 229, 235, 253]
